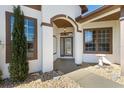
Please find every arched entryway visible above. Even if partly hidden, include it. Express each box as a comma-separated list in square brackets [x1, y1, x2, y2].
[41, 14, 83, 73]
[51, 14, 78, 62]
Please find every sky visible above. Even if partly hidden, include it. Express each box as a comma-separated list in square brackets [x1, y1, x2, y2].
[83, 5, 103, 15]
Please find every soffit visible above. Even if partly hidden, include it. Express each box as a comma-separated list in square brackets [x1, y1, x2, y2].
[93, 11, 120, 22]
[53, 19, 73, 28]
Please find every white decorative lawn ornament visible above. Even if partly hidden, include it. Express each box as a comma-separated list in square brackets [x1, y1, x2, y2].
[96, 54, 112, 66]
[98, 57, 103, 66]
[102, 57, 112, 65]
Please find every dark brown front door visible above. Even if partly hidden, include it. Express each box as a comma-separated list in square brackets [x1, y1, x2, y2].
[60, 37, 73, 57]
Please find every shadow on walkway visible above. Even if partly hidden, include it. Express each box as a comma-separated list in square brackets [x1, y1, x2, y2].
[54, 58, 96, 74]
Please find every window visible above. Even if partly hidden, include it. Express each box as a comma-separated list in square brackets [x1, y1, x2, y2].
[6, 12, 37, 63]
[83, 27, 112, 54]
[53, 35, 57, 55]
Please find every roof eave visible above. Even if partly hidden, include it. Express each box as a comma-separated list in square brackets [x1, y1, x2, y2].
[76, 5, 121, 23]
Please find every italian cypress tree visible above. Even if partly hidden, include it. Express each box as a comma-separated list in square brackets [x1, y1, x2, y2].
[9, 6, 29, 82]
[0, 70, 2, 83]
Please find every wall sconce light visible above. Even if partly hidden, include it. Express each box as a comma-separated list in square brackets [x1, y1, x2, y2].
[64, 28, 66, 32]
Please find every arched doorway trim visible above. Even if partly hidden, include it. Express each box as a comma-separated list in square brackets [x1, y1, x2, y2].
[50, 14, 82, 32]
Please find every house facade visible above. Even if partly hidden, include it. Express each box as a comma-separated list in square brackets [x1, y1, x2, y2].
[0, 5, 124, 79]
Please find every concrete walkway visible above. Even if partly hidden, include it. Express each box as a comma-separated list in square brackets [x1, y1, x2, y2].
[54, 58, 124, 88]
[65, 69, 124, 88]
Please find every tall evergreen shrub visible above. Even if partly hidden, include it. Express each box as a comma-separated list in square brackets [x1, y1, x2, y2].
[0, 70, 2, 83]
[9, 6, 29, 82]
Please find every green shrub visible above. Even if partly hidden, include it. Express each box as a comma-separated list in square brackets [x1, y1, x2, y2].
[9, 6, 29, 82]
[0, 70, 2, 83]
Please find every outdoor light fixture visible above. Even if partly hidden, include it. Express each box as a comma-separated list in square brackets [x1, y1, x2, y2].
[64, 28, 66, 33]
[63, 28, 67, 35]
[64, 28, 66, 32]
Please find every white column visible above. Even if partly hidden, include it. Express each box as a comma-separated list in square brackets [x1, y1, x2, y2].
[41, 26, 53, 73]
[74, 31, 83, 65]
[120, 6, 124, 76]
[120, 19, 124, 75]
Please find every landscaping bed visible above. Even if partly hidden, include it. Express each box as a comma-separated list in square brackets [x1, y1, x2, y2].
[0, 71, 80, 88]
[1, 63, 123, 88]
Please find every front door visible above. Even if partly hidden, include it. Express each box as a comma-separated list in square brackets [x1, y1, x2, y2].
[60, 37, 73, 57]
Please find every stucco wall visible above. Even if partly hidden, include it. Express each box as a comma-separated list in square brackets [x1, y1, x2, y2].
[0, 5, 42, 78]
[42, 5, 81, 23]
[41, 26, 53, 73]
[82, 20, 120, 64]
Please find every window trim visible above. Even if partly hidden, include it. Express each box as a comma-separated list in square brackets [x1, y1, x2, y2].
[6, 11, 38, 63]
[83, 27, 113, 54]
